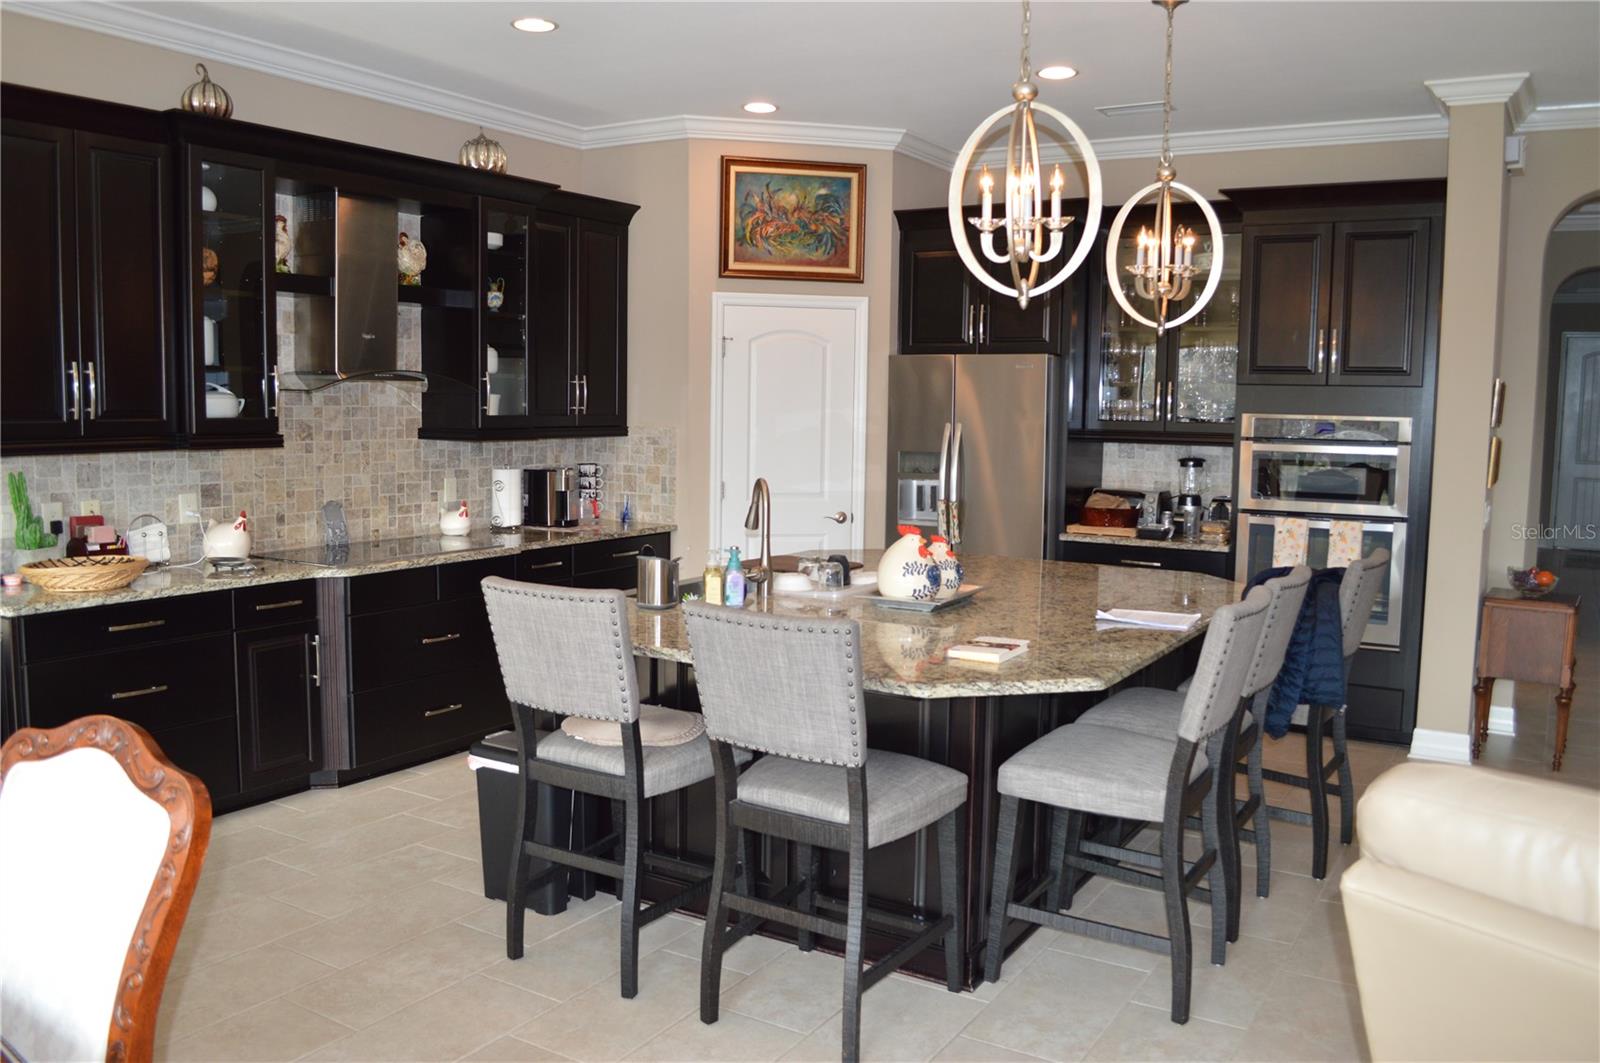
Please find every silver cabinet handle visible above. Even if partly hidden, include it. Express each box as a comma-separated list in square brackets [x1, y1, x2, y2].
[1118, 558, 1163, 568]
[581, 375, 589, 414]
[107, 619, 165, 633]
[270, 366, 281, 415]
[611, 549, 642, 559]
[1330, 328, 1340, 374]
[523, 560, 564, 571]
[1316, 329, 1327, 374]
[570, 376, 580, 415]
[310, 634, 321, 688]
[982, 305, 990, 345]
[965, 305, 975, 344]
[824, 511, 848, 524]
[420, 632, 462, 645]
[1166, 381, 1174, 422]
[84, 362, 97, 419]
[254, 598, 304, 611]
[67, 362, 81, 420]
[482, 372, 492, 415]
[424, 703, 464, 718]
[112, 683, 169, 701]
[936, 421, 952, 537]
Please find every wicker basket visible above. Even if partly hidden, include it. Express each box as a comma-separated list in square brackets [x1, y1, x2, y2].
[19, 555, 149, 592]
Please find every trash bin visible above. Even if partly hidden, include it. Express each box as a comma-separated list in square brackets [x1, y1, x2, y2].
[469, 730, 605, 915]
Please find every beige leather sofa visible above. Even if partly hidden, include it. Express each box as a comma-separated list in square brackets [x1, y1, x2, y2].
[1342, 762, 1600, 1062]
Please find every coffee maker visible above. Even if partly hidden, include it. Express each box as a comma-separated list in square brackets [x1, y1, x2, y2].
[524, 467, 580, 527]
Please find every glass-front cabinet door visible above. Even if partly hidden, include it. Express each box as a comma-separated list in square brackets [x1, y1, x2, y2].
[1167, 229, 1240, 437]
[1095, 229, 1162, 427]
[482, 201, 532, 423]
[188, 148, 276, 440]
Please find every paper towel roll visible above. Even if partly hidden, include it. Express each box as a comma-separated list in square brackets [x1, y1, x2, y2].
[490, 468, 523, 528]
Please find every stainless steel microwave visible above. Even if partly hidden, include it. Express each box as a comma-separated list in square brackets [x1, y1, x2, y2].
[1237, 414, 1412, 520]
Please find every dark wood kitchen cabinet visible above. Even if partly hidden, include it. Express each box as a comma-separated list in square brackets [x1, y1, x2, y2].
[1, 87, 177, 454]
[234, 582, 321, 792]
[1231, 182, 1442, 389]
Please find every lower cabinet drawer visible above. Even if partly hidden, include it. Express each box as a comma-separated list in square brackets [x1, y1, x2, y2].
[352, 667, 510, 765]
[22, 592, 232, 663]
[1060, 541, 1230, 578]
[573, 534, 670, 577]
[24, 633, 236, 734]
[349, 597, 493, 691]
[573, 565, 638, 591]
[147, 716, 241, 800]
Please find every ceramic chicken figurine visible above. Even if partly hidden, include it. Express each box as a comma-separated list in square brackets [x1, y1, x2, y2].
[274, 215, 291, 273]
[397, 231, 427, 286]
[928, 535, 963, 599]
[202, 510, 251, 560]
[440, 499, 471, 537]
[877, 525, 942, 601]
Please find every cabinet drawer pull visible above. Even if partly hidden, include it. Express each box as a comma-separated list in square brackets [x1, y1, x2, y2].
[1118, 559, 1163, 568]
[85, 363, 97, 420]
[254, 598, 305, 612]
[610, 549, 641, 559]
[310, 634, 321, 688]
[524, 560, 565, 571]
[111, 683, 169, 701]
[424, 703, 465, 718]
[107, 619, 166, 633]
[420, 632, 462, 645]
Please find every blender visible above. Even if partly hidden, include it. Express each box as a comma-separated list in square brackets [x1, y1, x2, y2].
[1177, 456, 1206, 543]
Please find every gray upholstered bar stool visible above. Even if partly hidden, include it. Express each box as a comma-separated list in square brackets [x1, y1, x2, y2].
[682, 604, 967, 1063]
[984, 588, 1271, 1024]
[1074, 566, 1311, 943]
[482, 578, 747, 999]
[1260, 549, 1389, 879]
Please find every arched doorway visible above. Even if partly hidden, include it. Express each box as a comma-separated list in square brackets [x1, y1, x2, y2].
[1540, 197, 1600, 557]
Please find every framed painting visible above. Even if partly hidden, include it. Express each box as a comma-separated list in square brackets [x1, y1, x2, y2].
[719, 156, 866, 282]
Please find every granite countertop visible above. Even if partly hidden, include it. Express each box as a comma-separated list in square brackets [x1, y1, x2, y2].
[1058, 531, 1231, 555]
[0, 521, 674, 618]
[629, 553, 1241, 698]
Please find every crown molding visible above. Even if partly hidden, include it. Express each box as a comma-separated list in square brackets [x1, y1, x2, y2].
[1425, 73, 1534, 126]
[1521, 102, 1600, 133]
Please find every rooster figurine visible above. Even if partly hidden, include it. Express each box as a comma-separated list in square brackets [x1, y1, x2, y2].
[397, 231, 427, 286]
[274, 215, 291, 273]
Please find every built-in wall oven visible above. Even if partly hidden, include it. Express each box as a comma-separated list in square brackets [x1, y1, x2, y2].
[1236, 414, 1412, 650]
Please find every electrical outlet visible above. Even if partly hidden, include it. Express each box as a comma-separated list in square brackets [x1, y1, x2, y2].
[177, 493, 199, 524]
[79, 499, 101, 517]
[41, 502, 63, 525]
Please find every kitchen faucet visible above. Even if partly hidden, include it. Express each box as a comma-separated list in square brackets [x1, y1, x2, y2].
[744, 477, 771, 585]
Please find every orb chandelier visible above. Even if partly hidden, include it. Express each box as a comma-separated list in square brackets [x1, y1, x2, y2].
[1105, 0, 1223, 334]
[947, 0, 1102, 310]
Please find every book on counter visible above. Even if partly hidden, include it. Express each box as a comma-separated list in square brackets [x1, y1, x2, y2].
[946, 637, 1030, 664]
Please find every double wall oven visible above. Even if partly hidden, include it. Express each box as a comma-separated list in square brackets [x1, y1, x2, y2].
[1235, 414, 1412, 650]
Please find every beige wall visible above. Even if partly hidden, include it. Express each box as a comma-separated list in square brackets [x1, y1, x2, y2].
[1486, 129, 1600, 576]
[0, 13, 584, 188]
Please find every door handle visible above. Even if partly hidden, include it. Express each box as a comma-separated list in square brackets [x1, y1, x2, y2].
[423, 703, 465, 718]
[1166, 381, 1174, 422]
[1316, 329, 1327, 374]
[84, 363, 97, 419]
[981, 305, 990, 345]
[67, 362, 81, 420]
[483, 372, 493, 415]
[965, 305, 975, 344]
[610, 549, 642, 559]
[310, 634, 321, 688]
[581, 375, 589, 414]
[420, 632, 462, 645]
[523, 560, 565, 571]
[270, 367, 281, 416]
[1118, 558, 1163, 568]
[936, 421, 952, 537]
[1330, 328, 1340, 374]
[824, 511, 848, 524]
[948, 422, 964, 547]
[570, 376, 580, 415]
[111, 683, 169, 701]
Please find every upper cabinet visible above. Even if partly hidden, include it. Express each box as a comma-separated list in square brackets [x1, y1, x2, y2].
[2, 90, 176, 454]
[1231, 182, 1443, 389]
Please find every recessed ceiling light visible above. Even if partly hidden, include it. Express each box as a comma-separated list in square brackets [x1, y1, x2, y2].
[743, 101, 778, 115]
[510, 16, 558, 33]
[1038, 65, 1078, 81]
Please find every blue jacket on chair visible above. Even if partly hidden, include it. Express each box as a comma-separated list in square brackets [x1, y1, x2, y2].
[1244, 566, 1348, 738]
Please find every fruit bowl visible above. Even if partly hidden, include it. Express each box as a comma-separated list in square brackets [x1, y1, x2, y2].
[1507, 566, 1558, 599]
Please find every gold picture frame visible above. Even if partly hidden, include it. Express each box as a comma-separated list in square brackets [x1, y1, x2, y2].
[719, 156, 866, 282]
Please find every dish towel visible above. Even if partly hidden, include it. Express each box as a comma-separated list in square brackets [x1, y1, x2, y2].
[1273, 517, 1310, 566]
[1094, 608, 1202, 632]
[1328, 520, 1365, 568]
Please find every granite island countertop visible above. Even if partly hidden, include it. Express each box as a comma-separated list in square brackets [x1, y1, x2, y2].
[629, 553, 1240, 699]
[1058, 531, 1231, 554]
[0, 521, 674, 618]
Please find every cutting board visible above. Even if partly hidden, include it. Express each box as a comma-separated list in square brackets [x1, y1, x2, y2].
[1065, 524, 1139, 538]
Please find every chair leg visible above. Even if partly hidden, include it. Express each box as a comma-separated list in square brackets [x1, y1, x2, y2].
[1209, 733, 1240, 949]
[840, 842, 868, 1063]
[1306, 707, 1330, 881]
[984, 795, 1022, 984]
[937, 809, 964, 993]
[1333, 709, 1355, 846]
[796, 842, 820, 952]
[699, 801, 737, 1024]
[506, 762, 538, 961]
[618, 797, 643, 999]
[1044, 805, 1074, 913]
[1198, 779, 1228, 967]
[1161, 804, 1193, 1024]
[1247, 737, 1271, 900]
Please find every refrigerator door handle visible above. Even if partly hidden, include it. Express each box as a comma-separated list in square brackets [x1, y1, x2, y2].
[936, 421, 952, 537]
[948, 421, 964, 547]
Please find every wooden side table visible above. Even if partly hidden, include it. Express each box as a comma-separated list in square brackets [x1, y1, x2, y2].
[1473, 589, 1582, 769]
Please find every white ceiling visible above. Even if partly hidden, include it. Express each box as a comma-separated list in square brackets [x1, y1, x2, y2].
[18, 1, 1600, 158]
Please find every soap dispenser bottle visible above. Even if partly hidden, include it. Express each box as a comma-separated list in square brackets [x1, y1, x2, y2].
[723, 546, 747, 607]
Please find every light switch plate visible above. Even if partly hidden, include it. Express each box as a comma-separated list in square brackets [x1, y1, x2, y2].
[177, 493, 199, 524]
[41, 502, 63, 525]
[79, 499, 101, 517]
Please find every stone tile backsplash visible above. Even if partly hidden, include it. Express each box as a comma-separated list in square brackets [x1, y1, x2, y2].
[1100, 442, 1235, 502]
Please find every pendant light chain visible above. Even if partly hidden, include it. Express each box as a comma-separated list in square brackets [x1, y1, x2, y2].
[1160, 2, 1175, 167]
[1018, 0, 1033, 84]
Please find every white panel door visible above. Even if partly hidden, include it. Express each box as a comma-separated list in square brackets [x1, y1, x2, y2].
[1553, 332, 1600, 550]
[717, 299, 864, 558]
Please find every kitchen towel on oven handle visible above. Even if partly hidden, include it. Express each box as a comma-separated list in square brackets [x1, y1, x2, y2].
[1245, 564, 1348, 738]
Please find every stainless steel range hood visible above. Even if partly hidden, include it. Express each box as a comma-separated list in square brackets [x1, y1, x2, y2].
[278, 194, 427, 392]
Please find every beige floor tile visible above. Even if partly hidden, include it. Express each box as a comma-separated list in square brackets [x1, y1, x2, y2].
[1073, 880, 1208, 941]
[931, 1035, 1050, 1062]
[959, 950, 1146, 1061]
[1229, 972, 1370, 1062]
[1047, 926, 1164, 975]
[390, 762, 479, 800]
[434, 851, 493, 894]
[457, 891, 621, 948]
[187, 856, 317, 918]
[210, 799, 316, 838]
[286, 920, 506, 1028]
[422, 822, 493, 859]
[966, 923, 1067, 1002]
[630, 1010, 804, 1062]
[465, 1035, 577, 1061]
[720, 948, 854, 1034]
[779, 975, 987, 1063]
[206, 824, 302, 865]
[664, 922, 793, 975]
[164, 998, 352, 1062]
[172, 895, 326, 971]
[407, 789, 484, 830]
[517, 950, 740, 1061]
[304, 974, 555, 1062]
[272, 842, 476, 918]
[1196, 871, 1326, 945]
[1128, 934, 1291, 1028]
[1084, 1001, 1244, 1062]
[270, 810, 448, 874]
[159, 942, 338, 1039]
[283, 784, 439, 840]
[1280, 902, 1357, 985]
[481, 905, 696, 1003]
[276, 878, 492, 968]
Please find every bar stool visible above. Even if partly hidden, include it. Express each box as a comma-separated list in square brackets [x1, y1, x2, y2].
[682, 604, 967, 1063]
[1260, 550, 1389, 879]
[1073, 566, 1311, 942]
[482, 578, 748, 999]
[984, 588, 1271, 1024]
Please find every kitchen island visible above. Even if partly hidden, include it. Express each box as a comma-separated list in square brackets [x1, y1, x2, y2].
[507, 554, 1241, 988]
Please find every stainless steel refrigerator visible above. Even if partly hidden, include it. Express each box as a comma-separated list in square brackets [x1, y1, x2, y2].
[886, 353, 1058, 559]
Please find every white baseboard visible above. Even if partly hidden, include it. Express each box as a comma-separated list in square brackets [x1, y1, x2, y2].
[1408, 728, 1473, 765]
[1488, 679, 1517, 736]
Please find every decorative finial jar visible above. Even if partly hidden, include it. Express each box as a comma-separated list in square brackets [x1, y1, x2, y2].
[459, 127, 508, 174]
[181, 63, 233, 118]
